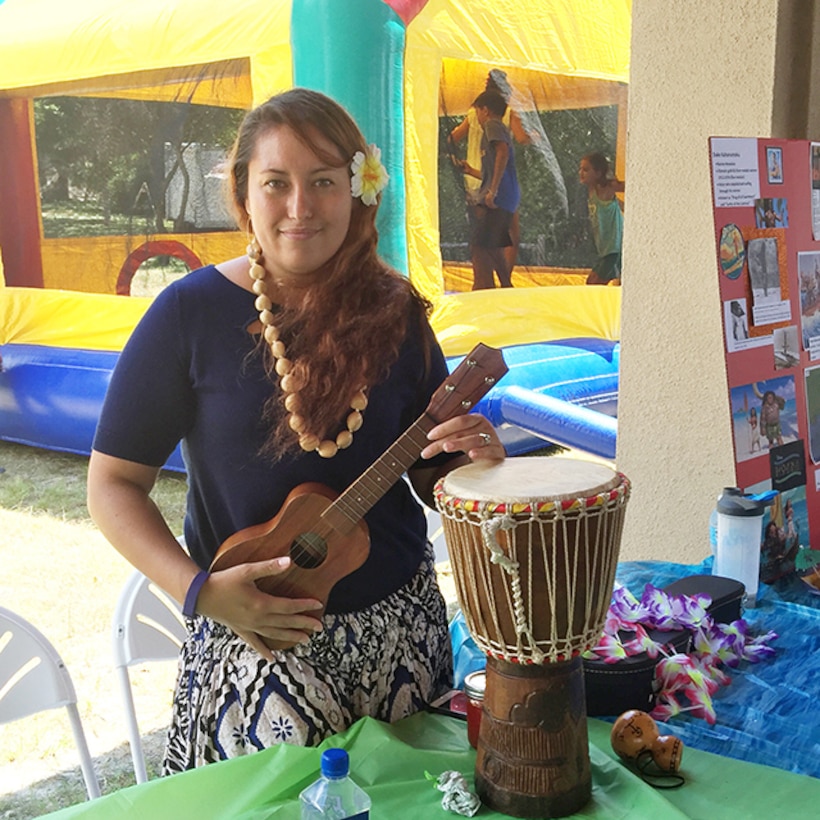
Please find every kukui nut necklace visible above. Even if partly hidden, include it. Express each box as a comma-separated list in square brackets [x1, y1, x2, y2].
[247, 238, 367, 459]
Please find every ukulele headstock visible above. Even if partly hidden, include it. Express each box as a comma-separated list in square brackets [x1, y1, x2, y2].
[426, 343, 508, 424]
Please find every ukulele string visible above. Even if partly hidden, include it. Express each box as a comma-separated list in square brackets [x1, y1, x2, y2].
[300, 358, 494, 546]
[331, 360, 489, 524]
[288, 518, 336, 567]
[288, 420, 433, 568]
[333, 420, 433, 523]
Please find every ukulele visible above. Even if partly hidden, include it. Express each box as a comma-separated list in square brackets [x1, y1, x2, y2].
[209, 342, 507, 647]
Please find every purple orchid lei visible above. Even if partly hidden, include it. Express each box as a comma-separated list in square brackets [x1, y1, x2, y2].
[583, 582, 778, 724]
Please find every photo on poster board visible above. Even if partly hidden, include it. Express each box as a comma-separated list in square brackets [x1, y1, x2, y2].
[723, 298, 771, 354]
[741, 228, 791, 331]
[811, 142, 820, 239]
[804, 364, 820, 464]
[731, 375, 798, 463]
[744, 475, 811, 587]
[812, 143, 820, 189]
[718, 223, 745, 279]
[766, 146, 783, 184]
[772, 325, 800, 369]
[747, 236, 782, 304]
[762, 485, 806, 584]
[797, 250, 820, 349]
[727, 298, 749, 341]
[754, 197, 788, 228]
[767, 482, 820, 585]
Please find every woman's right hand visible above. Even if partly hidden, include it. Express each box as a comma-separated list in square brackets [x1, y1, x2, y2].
[87, 452, 324, 658]
[196, 556, 325, 659]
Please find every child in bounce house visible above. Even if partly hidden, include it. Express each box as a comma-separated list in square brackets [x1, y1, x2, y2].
[579, 151, 625, 285]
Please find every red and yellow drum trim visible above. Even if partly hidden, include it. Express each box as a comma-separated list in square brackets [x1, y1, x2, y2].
[433, 472, 630, 517]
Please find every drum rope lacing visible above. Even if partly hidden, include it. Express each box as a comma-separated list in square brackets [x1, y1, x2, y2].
[480, 515, 542, 661]
[443, 498, 627, 664]
[435, 472, 631, 665]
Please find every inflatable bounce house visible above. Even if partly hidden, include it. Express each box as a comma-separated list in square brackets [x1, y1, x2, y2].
[0, 0, 630, 468]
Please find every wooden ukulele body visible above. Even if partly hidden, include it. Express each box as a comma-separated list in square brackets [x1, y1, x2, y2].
[208, 342, 507, 650]
[210, 482, 370, 613]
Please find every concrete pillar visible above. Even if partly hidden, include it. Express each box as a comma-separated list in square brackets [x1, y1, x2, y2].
[616, 0, 811, 561]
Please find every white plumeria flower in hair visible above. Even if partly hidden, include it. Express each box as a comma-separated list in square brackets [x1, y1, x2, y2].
[351, 144, 389, 206]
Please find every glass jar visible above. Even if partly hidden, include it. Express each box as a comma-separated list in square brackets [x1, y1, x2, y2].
[463, 669, 486, 749]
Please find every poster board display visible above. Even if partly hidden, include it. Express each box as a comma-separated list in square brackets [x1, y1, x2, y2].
[710, 137, 820, 590]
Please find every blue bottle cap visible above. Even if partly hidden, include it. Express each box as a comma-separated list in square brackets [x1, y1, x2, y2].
[321, 748, 349, 778]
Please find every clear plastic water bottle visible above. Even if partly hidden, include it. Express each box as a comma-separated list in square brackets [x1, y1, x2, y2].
[710, 488, 739, 555]
[299, 748, 371, 819]
[709, 506, 718, 555]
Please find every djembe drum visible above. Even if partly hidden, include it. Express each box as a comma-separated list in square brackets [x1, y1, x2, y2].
[434, 457, 630, 818]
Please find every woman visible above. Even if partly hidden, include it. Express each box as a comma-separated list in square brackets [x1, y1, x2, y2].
[87, 88, 504, 772]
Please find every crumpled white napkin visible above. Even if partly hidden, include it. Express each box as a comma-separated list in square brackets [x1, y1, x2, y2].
[425, 770, 482, 817]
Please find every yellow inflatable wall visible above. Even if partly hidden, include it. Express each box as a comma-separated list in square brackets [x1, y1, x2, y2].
[0, 0, 630, 352]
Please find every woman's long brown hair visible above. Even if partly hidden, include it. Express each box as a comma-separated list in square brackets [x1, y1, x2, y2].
[228, 88, 431, 458]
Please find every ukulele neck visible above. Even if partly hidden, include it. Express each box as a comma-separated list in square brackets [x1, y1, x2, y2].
[323, 413, 435, 534]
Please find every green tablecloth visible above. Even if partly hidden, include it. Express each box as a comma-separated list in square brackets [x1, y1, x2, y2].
[40, 713, 819, 819]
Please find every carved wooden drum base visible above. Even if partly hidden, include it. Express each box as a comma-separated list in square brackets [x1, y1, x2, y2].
[476, 657, 591, 818]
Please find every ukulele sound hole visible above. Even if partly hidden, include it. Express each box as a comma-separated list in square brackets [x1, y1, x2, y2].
[291, 532, 327, 569]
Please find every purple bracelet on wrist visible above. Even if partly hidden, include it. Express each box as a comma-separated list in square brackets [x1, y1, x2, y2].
[182, 570, 209, 618]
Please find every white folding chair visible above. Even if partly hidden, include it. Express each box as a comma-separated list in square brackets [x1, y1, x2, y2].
[425, 505, 448, 565]
[404, 474, 449, 564]
[112, 570, 187, 783]
[0, 606, 101, 799]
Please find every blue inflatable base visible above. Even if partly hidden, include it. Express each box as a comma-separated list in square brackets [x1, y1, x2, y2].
[0, 336, 619, 467]
[0, 343, 184, 471]
[449, 337, 619, 459]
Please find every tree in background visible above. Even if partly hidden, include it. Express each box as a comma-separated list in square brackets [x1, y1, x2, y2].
[34, 97, 244, 238]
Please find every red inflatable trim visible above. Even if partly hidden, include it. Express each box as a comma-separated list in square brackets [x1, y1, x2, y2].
[116, 240, 202, 295]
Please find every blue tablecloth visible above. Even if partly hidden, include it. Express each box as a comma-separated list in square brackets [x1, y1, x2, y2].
[452, 558, 820, 780]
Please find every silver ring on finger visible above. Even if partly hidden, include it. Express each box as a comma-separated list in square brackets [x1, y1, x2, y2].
[479, 432, 492, 447]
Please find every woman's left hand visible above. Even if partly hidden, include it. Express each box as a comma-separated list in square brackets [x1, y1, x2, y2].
[420, 414, 505, 462]
[410, 415, 504, 507]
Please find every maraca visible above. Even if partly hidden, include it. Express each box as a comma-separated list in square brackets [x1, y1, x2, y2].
[610, 709, 684, 773]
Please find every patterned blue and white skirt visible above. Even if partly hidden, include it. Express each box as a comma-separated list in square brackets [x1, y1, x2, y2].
[163, 544, 452, 773]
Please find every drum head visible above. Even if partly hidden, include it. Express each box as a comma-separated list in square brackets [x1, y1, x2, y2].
[440, 456, 619, 504]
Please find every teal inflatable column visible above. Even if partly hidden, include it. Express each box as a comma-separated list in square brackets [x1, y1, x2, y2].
[290, 0, 408, 275]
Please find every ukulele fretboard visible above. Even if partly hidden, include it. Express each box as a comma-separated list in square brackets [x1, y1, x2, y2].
[323, 414, 435, 533]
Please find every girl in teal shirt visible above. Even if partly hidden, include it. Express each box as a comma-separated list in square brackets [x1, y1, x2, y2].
[579, 152, 624, 285]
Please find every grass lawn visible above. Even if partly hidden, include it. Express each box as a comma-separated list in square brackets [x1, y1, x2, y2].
[0, 439, 464, 817]
[0, 441, 187, 818]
